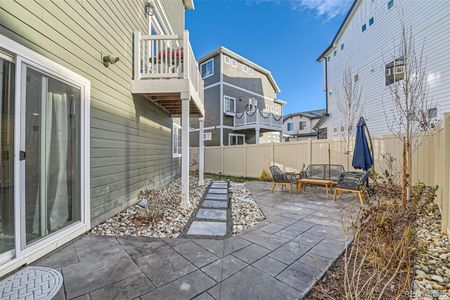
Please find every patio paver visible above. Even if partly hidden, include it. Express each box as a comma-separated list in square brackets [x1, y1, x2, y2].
[31, 181, 356, 299]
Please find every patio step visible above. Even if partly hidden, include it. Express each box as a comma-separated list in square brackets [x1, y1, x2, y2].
[181, 181, 231, 239]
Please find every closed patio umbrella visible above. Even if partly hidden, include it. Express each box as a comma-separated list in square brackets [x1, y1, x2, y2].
[352, 117, 374, 171]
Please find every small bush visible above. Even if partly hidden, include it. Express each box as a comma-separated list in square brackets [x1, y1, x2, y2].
[259, 168, 272, 181]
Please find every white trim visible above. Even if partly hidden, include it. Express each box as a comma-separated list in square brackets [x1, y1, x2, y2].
[228, 133, 245, 146]
[1, 33, 90, 275]
[219, 53, 224, 146]
[204, 82, 220, 90]
[200, 58, 214, 79]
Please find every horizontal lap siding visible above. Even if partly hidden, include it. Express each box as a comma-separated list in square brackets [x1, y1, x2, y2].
[326, 0, 450, 137]
[0, 0, 181, 226]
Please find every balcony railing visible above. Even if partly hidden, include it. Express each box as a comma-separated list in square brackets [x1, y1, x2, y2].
[133, 31, 204, 103]
[235, 109, 283, 129]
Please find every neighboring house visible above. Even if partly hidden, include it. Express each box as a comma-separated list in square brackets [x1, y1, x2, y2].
[317, 0, 450, 137]
[0, 0, 204, 275]
[283, 109, 328, 141]
[190, 47, 285, 146]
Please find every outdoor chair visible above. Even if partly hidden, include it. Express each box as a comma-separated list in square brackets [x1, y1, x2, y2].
[333, 171, 370, 205]
[269, 165, 299, 194]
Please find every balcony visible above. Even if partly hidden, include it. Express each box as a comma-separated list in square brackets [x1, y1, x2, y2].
[131, 31, 204, 117]
[234, 109, 283, 131]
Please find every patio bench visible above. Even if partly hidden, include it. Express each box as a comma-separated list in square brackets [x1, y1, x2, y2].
[296, 164, 345, 196]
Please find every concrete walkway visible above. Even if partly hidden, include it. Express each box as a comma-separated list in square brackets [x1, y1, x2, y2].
[33, 181, 357, 300]
[184, 181, 231, 238]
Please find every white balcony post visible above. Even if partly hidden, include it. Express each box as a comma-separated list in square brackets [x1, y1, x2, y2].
[256, 127, 260, 144]
[198, 117, 205, 186]
[256, 109, 260, 126]
[183, 31, 189, 80]
[181, 95, 190, 207]
[133, 32, 141, 80]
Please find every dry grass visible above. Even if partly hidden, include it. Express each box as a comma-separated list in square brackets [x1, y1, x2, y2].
[307, 172, 437, 300]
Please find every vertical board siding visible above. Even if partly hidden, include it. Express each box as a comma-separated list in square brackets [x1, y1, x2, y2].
[0, 0, 182, 226]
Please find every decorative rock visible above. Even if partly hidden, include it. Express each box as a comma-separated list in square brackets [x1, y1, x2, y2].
[230, 182, 265, 234]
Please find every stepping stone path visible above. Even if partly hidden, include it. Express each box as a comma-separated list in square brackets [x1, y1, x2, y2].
[183, 181, 231, 238]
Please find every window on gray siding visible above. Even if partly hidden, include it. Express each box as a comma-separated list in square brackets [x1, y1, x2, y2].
[388, 0, 394, 9]
[361, 24, 367, 32]
[385, 58, 404, 85]
[172, 123, 181, 158]
[224, 96, 236, 114]
[200, 59, 214, 79]
[428, 108, 437, 119]
[287, 123, 294, 131]
[299, 121, 306, 130]
[341, 44, 344, 50]
[369, 17, 374, 26]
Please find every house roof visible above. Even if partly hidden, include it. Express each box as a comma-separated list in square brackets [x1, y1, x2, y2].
[198, 47, 281, 93]
[283, 109, 327, 121]
[183, 0, 195, 10]
[316, 0, 359, 61]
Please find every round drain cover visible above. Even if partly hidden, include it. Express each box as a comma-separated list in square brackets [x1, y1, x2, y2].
[0, 266, 63, 299]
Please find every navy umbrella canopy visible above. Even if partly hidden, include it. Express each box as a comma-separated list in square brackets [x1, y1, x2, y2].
[352, 117, 374, 171]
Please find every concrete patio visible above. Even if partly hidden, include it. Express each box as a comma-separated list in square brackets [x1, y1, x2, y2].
[33, 181, 358, 300]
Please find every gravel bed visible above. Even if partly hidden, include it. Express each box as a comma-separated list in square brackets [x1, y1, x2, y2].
[413, 206, 450, 299]
[230, 182, 265, 234]
[89, 178, 209, 238]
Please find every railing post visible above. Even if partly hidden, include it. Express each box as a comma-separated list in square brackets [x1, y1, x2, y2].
[133, 32, 141, 80]
[244, 112, 247, 125]
[256, 109, 260, 126]
[183, 31, 189, 80]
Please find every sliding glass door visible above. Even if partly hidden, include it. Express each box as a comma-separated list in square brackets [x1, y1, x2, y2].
[23, 66, 81, 246]
[0, 56, 15, 257]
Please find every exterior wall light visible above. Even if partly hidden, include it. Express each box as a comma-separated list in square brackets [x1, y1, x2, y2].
[103, 55, 120, 67]
[145, 0, 155, 16]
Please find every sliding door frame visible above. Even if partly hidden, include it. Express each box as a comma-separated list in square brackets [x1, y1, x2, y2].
[0, 33, 90, 276]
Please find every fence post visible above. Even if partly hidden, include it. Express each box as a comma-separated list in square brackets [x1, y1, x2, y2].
[308, 139, 313, 164]
[221, 146, 224, 175]
[244, 143, 247, 177]
[442, 113, 450, 234]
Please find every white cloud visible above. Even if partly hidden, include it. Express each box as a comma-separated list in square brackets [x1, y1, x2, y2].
[294, 0, 353, 19]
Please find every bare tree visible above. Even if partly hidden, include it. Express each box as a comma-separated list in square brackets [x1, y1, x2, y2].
[336, 63, 362, 168]
[383, 19, 433, 203]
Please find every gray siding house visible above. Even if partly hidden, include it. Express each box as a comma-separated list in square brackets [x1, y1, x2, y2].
[0, 0, 204, 275]
[191, 47, 285, 146]
[283, 109, 328, 141]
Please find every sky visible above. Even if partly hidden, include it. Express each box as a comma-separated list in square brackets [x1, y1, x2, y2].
[185, 0, 353, 114]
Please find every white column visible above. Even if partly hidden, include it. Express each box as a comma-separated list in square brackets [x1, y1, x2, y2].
[198, 117, 205, 186]
[256, 127, 260, 144]
[181, 96, 190, 207]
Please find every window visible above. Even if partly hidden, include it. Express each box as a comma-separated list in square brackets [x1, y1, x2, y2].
[385, 58, 404, 85]
[204, 132, 212, 141]
[388, 0, 394, 9]
[231, 59, 237, 68]
[299, 121, 306, 130]
[341, 126, 345, 132]
[270, 106, 275, 113]
[265, 104, 269, 112]
[333, 128, 338, 134]
[200, 58, 214, 79]
[229, 133, 245, 145]
[333, 50, 337, 57]
[327, 57, 330, 62]
[341, 44, 345, 50]
[224, 96, 236, 114]
[224, 56, 230, 64]
[249, 68, 254, 75]
[361, 24, 367, 32]
[172, 122, 182, 157]
[243, 65, 248, 73]
[354, 73, 359, 82]
[287, 122, 294, 131]
[268, 136, 272, 142]
[428, 108, 437, 119]
[369, 17, 374, 26]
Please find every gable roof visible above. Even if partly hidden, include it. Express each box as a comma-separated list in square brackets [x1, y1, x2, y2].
[316, 0, 359, 61]
[198, 47, 281, 93]
[283, 109, 327, 121]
